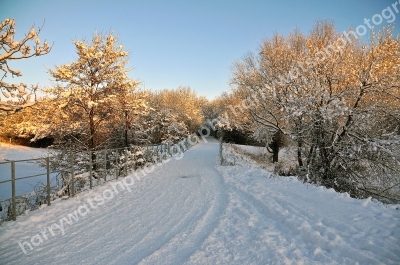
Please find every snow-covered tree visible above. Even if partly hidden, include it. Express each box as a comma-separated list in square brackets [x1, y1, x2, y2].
[106, 91, 149, 147]
[231, 21, 400, 201]
[151, 108, 188, 144]
[0, 18, 51, 112]
[47, 32, 140, 151]
[0, 101, 42, 143]
[152, 86, 204, 133]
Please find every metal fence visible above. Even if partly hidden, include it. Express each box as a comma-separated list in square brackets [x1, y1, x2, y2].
[0, 137, 195, 224]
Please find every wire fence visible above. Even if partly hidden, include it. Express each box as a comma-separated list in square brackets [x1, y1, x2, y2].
[0, 137, 196, 224]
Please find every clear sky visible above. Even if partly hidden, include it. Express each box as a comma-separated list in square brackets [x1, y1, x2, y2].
[1, 0, 399, 99]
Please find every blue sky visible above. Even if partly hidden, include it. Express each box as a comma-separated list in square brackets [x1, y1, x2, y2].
[1, 0, 399, 99]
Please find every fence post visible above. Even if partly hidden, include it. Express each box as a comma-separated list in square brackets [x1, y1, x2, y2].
[11, 161, 16, 221]
[219, 140, 224, 165]
[46, 157, 51, 206]
[104, 150, 107, 182]
[125, 148, 128, 177]
[115, 149, 119, 180]
[89, 151, 93, 189]
[70, 154, 75, 197]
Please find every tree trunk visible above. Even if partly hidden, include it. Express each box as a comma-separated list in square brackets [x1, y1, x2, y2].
[124, 110, 129, 147]
[297, 139, 303, 167]
[268, 141, 279, 163]
[273, 147, 279, 163]
[89, 110, 98, 178]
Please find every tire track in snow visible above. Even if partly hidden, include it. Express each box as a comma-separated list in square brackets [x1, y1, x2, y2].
[55, 167, 198, 264]
[112, 140, 229, 264]
[108, 173, 204, 264]
[1, 139, 398, 265]
[138, 167, 228, 265]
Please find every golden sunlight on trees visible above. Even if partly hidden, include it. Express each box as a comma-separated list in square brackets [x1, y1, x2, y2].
[0, 18, 51, 112]
[230, 21, 400, 201]
[143, 87, 205, 144]
[158, 86, 204, 132]
[47, 32, 142, 151]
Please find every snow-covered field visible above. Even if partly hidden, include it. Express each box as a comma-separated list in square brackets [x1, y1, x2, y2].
[0, 143, 51, 201]
[0, 142, 48, 161]
[0, 138, 399, 264]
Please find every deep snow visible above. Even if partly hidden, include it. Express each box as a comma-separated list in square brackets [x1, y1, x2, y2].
[0, 138, 399, 264]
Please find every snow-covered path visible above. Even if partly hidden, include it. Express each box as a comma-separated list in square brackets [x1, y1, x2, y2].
[0, 139, 399, 264]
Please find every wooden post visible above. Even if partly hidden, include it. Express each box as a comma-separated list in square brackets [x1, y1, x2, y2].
[125, 149, 128, 177]
[104, 150, 107, 182]
[219, 131, 225, 165]
[46, 157, 51, 206]
[11, 161, 16, 221]
[89, 151, 93, 189]
[70, 154, 75, 197]
[115, 149, 119, 180]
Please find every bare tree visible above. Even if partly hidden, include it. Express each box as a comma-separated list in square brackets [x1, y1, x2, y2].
[0, 18, 51, 112]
